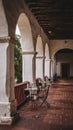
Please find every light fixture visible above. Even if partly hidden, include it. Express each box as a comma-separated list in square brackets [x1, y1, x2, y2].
[65, 40, 67, 44]
[48, 30, 52, 34]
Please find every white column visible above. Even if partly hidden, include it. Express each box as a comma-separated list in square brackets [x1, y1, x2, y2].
[7, 39, 17, 115]
[53, 60, 56, 76]
[36, 56, 44, 79]
[0, 37, 12, 124]
[22, 51, 36, 83]
[0, 37, 19, 125]
[50, 59, 54, 80]
[56, 62, 60, 77]
[0, 43, 9, 102]
[45, 59, 50, 78]
[50, 59, 55, 81]
[49, 59, 51, 80]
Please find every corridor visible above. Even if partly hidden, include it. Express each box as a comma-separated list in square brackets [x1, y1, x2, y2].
[1, 83, 73, 130]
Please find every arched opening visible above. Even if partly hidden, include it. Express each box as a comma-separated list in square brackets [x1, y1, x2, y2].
[14, 33, 22, 83]
[15, 13, 34, 83]
[54, 48, 73, 81]
[36, 35, 43, 79]
[14, 13, 34, 107]
[45, 43, 50, 78]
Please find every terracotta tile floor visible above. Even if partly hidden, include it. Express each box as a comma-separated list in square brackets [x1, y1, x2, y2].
[1, 83, 73, 130]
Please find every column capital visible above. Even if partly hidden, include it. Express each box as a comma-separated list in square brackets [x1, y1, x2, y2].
[22, 51, 37, 55]
[36, 56, 46, 59]
[45, 59, 50, 61]
[10, 37, 18, 45]
[50, 58, 54, 62]
[48, 59, 51, 61]
[0, 36, 18, 45]
[0, 36, 10, 43]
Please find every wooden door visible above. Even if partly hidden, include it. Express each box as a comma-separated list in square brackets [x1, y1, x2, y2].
[61, 63, 70, 79]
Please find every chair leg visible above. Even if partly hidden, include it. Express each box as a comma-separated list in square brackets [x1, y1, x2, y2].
[44, 101, 50, 108]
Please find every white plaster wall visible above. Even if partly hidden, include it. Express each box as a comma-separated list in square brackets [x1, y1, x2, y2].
[0, 0, 8, 36]
[0, 43, 9, 102]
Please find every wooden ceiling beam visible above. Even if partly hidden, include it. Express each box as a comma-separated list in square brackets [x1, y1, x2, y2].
[25, 0, 73, 39]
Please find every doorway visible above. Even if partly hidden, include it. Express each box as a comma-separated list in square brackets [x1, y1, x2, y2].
[61, 63, 70, 79]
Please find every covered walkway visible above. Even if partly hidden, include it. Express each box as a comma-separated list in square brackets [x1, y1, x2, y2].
[1, 83, 73, 130]
[1, 0, 73, 125]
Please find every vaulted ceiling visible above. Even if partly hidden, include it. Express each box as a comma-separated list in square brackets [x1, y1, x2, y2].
[25, 0, 73, 39]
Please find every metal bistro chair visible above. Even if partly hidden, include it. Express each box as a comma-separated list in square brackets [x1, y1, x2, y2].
[24, 80, 51, 109]
[24, 83, 38, 109]
[35, 78, 50, 108]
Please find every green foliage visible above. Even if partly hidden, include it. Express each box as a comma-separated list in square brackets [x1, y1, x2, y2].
[14, 35, 22, 83]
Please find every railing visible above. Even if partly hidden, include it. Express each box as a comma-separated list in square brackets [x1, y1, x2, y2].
[14, 82, 29, 107]
[14, 77, 50, 107]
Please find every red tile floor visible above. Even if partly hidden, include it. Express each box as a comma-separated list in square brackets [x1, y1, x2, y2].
[1, 82, 73, 130]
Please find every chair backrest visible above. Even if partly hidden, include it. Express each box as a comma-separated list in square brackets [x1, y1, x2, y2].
[44, 76, 49, 82]
[24, 90, 29, 96]
[36, 78, 45, 90]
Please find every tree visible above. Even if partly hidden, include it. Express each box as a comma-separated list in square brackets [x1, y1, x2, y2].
[14, 35, 22, 83]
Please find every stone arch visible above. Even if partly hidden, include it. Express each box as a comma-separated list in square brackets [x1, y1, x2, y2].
[54, 48, 73, 79]
[15, 13, 34, 82]
[36, 35, 44, 79]
[16, 13, 33, 51]
[52, 46, 73, 59]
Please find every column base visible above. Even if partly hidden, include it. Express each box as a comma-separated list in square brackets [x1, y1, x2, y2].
[0, 102, 20, 125]
[0, 113, 20, 125]
[0, 116, 12, 125]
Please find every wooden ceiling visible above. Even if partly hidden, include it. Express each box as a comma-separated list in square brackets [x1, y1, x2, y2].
[25, 0, 73, 39]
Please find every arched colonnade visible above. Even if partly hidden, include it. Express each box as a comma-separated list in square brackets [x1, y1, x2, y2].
[1, 0, 73, 124]
[0, 3, 52, 124]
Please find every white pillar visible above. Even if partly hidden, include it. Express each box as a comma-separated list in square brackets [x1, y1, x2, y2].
[0, 43, 9, 102]
[22, 51, 36, 83]
[50, 59, 55, 81]
[56, 62, 60, 77]
[45, 59, 50, 78]
[0, 37, 19, 125]
[7, 39, 17, 115]
[50, 59, 54, 80]
[0, 39, 12, 125]
[53, 60, 56, 76]
[36, 56, 44, 79]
